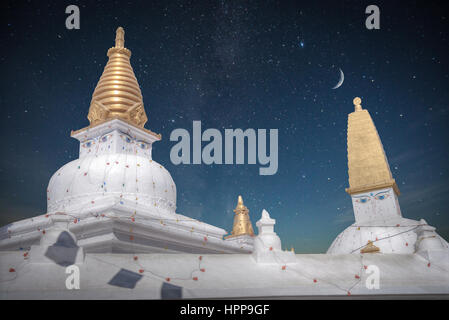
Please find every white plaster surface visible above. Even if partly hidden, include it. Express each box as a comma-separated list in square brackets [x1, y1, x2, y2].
[1, 250, 448, 299]
[327, 217, 449, 255]
[328, 186, 449, 255]
[0, 119, 253, 254]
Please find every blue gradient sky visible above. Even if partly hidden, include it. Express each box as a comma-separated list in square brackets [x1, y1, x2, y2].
[1, 0, 448, 253]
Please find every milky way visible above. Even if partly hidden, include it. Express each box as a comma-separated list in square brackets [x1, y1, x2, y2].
[1, 1, 448, 252]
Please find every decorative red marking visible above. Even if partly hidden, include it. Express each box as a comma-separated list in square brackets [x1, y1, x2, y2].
[130, 236, 134, 241]
[406, 242, 408, 246]
[347, 291, 351, 296]
[9, 268, 15, 272]
[355, 275, 360, 279]
[313, 279, 317, 283]
[193, 277, 198, 281]
[282, 265, 286, 270]
[42, 230, 46, 234]
[139, 269, 144, 273]
[200, 268, 205, 272]
[131, 217, 135, 222]
[91, 201, 95, 204]
[199, 256, 202, 261]
[23, 252, 28, 257]
[73, 219, 78, 224]
[396, 224, 400, 227]
[269, 247, 273, 251]
[204, 237, 207, 242]
[84, 172, 87, 176]
[166, 278, 170, 282]
[364, 265, 368, 270]
[133, 256, 138, 261]
[428, 263, 431, 267]
[45, 214, 49, 218]
[106, 162, 110, 165]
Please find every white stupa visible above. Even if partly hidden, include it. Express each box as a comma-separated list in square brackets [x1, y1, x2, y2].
[0, 27, 252, 255]
[0, 30, 448, 299]
[327, 97, 449, 257]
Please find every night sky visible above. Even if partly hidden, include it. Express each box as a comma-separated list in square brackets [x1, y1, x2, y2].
[1, 0, 449, 253]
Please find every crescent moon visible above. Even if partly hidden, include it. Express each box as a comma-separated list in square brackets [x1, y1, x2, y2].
[332, 68, 344, 89]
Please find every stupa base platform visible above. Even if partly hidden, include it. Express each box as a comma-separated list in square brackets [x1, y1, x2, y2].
[1, 251, 448, 299]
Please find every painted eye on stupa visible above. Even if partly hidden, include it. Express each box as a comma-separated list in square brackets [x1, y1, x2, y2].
[81, 140, 94, 148]
[357, 197, 370, 204]
[137, 141, 149, 150]
[374, 193, 389, 201]
[100, 134, 112, 143]
[119, 134, 133, 143]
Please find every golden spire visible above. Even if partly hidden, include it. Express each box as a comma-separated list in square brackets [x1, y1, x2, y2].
[345, 97, 400, 195]
[360, 240, 380, 254]
[87, 27, 148, 128]
[225, 195, 255, 239]
[115, 26, 125, 48]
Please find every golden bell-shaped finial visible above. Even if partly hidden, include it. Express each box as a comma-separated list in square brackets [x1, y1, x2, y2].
[225, 195, 255, 239]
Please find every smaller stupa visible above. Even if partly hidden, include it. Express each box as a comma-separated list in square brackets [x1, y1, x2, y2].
[225, 196, 255, 239]
[327, 97, 449, 255]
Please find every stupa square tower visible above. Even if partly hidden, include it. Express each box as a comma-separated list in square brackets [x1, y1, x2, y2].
[346, 97, 401, 223]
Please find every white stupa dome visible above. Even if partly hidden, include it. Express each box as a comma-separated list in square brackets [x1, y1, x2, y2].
[47, 153, 176, 214]
[327, 217, 421, 254]
[47, 28, 177, 216]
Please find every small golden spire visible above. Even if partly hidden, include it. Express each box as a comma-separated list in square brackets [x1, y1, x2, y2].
[361, 240, 380, 254]
[115, 27, 125, 48]
[236, 195, 245, 210]
[225, 195, 255, 239]
[353, 97, 362, 111]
